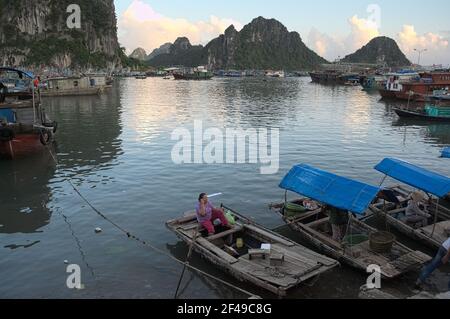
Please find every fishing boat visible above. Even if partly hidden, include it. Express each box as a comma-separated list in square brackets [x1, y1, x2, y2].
[379, 71, 420, 99]
[173, 66, 213, 80]
[309, 70, 360, 85]
[166, 206, 339, 297]
[0, 67, 57, 159]
[394, 96, 450, 122]
[393, 71, 450, 102]
[443, 147, 450, 158]
[272, 164, 432, 279]
[360, 74, 387, 91]
[368, 158, 450, 250]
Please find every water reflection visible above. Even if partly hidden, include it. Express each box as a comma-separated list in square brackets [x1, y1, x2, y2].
[393, 120, 450, 146]
[0, 152, 55, 234]
[43, 88, 124, 179]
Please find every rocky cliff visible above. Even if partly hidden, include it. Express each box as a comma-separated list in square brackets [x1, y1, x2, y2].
[206, 17, 327, 70]
[342, 36, 411, 67]
[130, 47, 147, 61]
[147, 42, 172, 61]
[0, 0, 124, 69]
[147, 37, 206, 67]
[147, 16, 328, 70]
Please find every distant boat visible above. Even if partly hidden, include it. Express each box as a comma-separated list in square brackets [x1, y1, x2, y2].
[40, 75, 108, 97]
[135, 74, 147, 80]
[360, 75, 387, 90]
[265, 71, 285, 78]
[310, 70, 359, 85]
[173, 67, 213, 80]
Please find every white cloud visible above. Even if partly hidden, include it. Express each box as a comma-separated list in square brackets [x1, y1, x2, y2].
[397, 25, 449, 65]
[307, 15, 380, 61]
[118, 0, 243, 54]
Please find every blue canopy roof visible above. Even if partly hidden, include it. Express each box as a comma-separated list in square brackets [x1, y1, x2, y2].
[375, 158, 450, 198]
[442, 147, 450, 159]
[279, 164, 380, 215]
[0, 67, 33, 79]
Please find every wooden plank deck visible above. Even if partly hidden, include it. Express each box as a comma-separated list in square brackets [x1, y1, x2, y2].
[196, 237, 239, 264]
[244, 224, 295, 247]
[419, 221, 450, 244]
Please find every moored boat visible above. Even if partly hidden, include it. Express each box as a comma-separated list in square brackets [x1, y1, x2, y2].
[393, 71, 450, 102]
[40, 75, 108, 97]
[166, 206, 339, 297]
[273, 163, 432, 279]
[368, 158, 450, 249]
[0, 67, 57, 159]
[173, 66, 213, 80]
[378, 70, 420, 99]
[394, 106, 450, 122]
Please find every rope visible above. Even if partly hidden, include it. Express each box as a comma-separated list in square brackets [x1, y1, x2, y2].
[45, 147, 259, 299]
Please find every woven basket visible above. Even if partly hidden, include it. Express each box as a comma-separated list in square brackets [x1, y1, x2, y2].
[369, 231, 396, 253]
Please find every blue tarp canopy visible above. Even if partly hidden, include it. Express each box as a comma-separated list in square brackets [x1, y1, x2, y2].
[375, 158, 450, 198]
[279, 164, 380, 215]
[442, 148, 450, 159]
[0, 67, 33, 79]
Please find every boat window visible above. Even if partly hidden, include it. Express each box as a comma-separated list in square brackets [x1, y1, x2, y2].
[74, 81, 79, 87]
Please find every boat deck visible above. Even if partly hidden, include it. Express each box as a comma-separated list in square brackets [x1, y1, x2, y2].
[167, 211, 339, 296]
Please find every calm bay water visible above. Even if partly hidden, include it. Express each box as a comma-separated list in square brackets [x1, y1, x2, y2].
[1, 77, 449, 299]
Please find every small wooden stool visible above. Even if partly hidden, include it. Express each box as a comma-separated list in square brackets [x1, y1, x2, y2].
[270, 253, 285, 266]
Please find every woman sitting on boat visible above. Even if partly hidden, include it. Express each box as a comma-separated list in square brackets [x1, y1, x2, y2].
[196, 193, 230, 235]
[323, 205, 349, 242]
[405, 191, 431, 227]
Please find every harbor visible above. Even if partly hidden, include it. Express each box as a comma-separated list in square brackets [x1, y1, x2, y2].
[1, 0, 450, 302]
[1, 75, 449, 299]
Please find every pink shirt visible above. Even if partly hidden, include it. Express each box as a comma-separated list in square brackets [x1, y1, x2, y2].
[196, 202, 214, 223]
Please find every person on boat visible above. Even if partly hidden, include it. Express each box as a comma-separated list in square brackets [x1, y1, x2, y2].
[324, 205, 349, 242]
[415, 236, 450, 291]
[196, 193, 230, 236]
[405, 191, 431, 227]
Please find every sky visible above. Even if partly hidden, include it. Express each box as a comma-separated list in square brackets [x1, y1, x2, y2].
[114, 0, 450, 65]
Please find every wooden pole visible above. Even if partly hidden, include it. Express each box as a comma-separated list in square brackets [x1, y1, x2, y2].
[174, 225, 200, 299]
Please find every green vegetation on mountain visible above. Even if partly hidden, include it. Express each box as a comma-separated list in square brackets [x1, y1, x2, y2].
[342, 36, 411, 67]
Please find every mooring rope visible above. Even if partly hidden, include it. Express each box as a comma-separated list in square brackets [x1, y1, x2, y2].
[45, 146, 259, 299]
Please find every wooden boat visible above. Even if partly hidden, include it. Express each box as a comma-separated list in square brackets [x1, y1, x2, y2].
[274, 163, 432, 279]
[368, 158, 450, 250]
[173, 70, 213, 80]
[166, 205, 339, 297]
[0, 68, 56, 159]
[275, 205, 430, 279]
[394, 108, 450, 122]
[40, 76, 107, 97]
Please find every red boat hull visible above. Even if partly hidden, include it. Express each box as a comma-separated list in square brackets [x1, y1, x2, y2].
[379, 89, 397, 99]
[0, 133, 47, 159]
